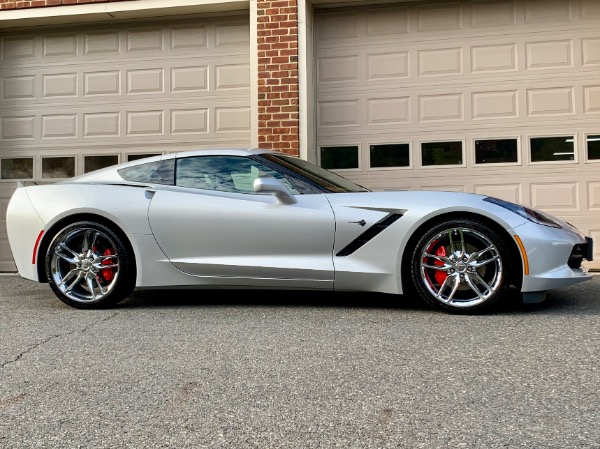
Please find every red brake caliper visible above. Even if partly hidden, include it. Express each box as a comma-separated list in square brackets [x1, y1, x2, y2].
[100, 248, 115, 282]
[434, 246, 447, 285]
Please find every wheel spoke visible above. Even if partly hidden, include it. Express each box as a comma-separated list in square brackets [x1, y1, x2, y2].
[81, 229, 97, 253]
[438, 274, 460, 303]
[93, 254, 118, 270]
[448, 228, 465, 257]
[469, 271, 494, 298]
[421, 252, 452, 271]
[55, 243, 80, 264]
[421, 262, 450, 271]
[57, 268, 79, 288]
[94, 262, 119, 270]
[64, 271, 85, 293]
[465, 274, 487, 299]
[93, 276, 108, 295]
[469, 246, 499, 267]
[85, 276, 97, 300]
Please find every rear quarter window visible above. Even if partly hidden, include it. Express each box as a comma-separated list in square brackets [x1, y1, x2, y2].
[118, 159, 175, 185]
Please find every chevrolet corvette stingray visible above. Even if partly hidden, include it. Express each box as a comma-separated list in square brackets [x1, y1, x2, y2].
[6, 148, 594, 313]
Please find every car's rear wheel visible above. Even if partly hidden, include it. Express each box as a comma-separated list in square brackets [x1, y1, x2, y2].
[45, 221, 135, 308]
[410, 218, 511, 314]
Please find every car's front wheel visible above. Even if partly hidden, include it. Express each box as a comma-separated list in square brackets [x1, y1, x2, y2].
[45, 221, 135, 308]
[410, 218, 512, 314]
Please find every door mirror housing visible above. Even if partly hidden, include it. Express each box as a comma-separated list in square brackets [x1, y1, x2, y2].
[253, 177, 298, 204]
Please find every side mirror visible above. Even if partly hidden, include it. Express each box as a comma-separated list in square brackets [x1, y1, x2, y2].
[253, 177, 298, 204]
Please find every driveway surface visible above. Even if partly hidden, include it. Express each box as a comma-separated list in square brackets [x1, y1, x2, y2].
[1, 274, 598, 448]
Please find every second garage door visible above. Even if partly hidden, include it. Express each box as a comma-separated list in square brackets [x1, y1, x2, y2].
[315, 0, 600, 268]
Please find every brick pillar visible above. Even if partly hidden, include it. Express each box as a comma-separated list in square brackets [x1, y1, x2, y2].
[256, 0, 300, 156]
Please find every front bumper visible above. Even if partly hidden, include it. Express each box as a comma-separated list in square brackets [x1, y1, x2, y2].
[515, 222, 593, 292]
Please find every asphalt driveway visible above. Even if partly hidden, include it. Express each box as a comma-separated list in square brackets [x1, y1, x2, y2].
[1, 274, 598, 448]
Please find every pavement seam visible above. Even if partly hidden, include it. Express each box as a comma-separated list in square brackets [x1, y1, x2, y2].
[0, 312, 118, 370]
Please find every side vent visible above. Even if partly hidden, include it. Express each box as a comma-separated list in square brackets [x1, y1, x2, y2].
[336, 213, 403, 257]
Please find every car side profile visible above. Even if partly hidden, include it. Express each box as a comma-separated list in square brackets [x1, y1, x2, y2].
[6, 148, 594, 314]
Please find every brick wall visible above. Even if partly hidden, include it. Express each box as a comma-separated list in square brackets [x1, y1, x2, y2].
[0, 0, 125, 9]
[256, 0, 300, 156]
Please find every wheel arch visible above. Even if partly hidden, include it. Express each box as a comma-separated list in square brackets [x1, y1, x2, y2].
[36, 213, 137, 284]
[400, 211, 523, 293]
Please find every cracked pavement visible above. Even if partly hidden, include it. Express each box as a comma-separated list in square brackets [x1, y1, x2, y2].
[0, 274, 599, 448]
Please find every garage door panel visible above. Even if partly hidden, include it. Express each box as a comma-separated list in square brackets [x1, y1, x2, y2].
[2, 22, 249, 67]
[530, 181, 580, 212]
[1, 61, 249, 105]
[2, 98, 250, 141]
[587, 181, 600, 210]
[583, 85, 600, 113]
[474, 184, 523, 204]
[318, 81, 599, 133]
[472, 90, 519, 119]
[582, 37, 600, 66]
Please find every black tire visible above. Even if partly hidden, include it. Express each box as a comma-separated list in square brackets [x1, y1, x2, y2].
[409, 218, 511, 314]
[45, 221, 135, 309]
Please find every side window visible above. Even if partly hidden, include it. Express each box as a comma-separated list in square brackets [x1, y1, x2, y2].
[118, 159, 175, 185]
[175, 155, 300, 194]
[176, 156, 239, 191]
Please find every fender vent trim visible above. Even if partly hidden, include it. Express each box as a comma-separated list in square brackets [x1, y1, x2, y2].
[336, 213, 403, 257]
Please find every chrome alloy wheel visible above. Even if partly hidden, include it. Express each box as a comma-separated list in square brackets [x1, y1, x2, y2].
[418, 227, 503, 308]
[49, 227, 120, 304]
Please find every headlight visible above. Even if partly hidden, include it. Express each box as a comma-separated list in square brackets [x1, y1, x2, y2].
[483, 197, 562, 228]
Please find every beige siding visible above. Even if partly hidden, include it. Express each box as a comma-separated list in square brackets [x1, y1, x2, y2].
[316, 0, 600, 268]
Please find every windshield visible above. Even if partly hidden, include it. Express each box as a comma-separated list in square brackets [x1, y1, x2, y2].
[258, 153, 370, 193]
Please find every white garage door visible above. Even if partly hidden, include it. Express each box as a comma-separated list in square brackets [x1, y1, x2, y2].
[316, 0, 600, 268]
[0, 14, 251, 271]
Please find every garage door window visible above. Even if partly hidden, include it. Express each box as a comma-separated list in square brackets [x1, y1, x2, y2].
[42, 156, 75, 179]
[84, 155, 119, 173]
[475, 139, 518, 164]
[370, 144, 410, 168]
[587, 135, 600, 160]
[1, 158, 33, 180]
[127, 153, 161, 162]
[421, 141, 463, 166]
[530, 136, 574, 162]
[320, 146, 359, 170]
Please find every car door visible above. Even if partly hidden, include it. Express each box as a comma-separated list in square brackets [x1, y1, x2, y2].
[147, 155, 336, 289]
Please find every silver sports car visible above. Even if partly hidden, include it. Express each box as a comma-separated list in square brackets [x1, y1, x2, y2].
[6, 148, 594, 313]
